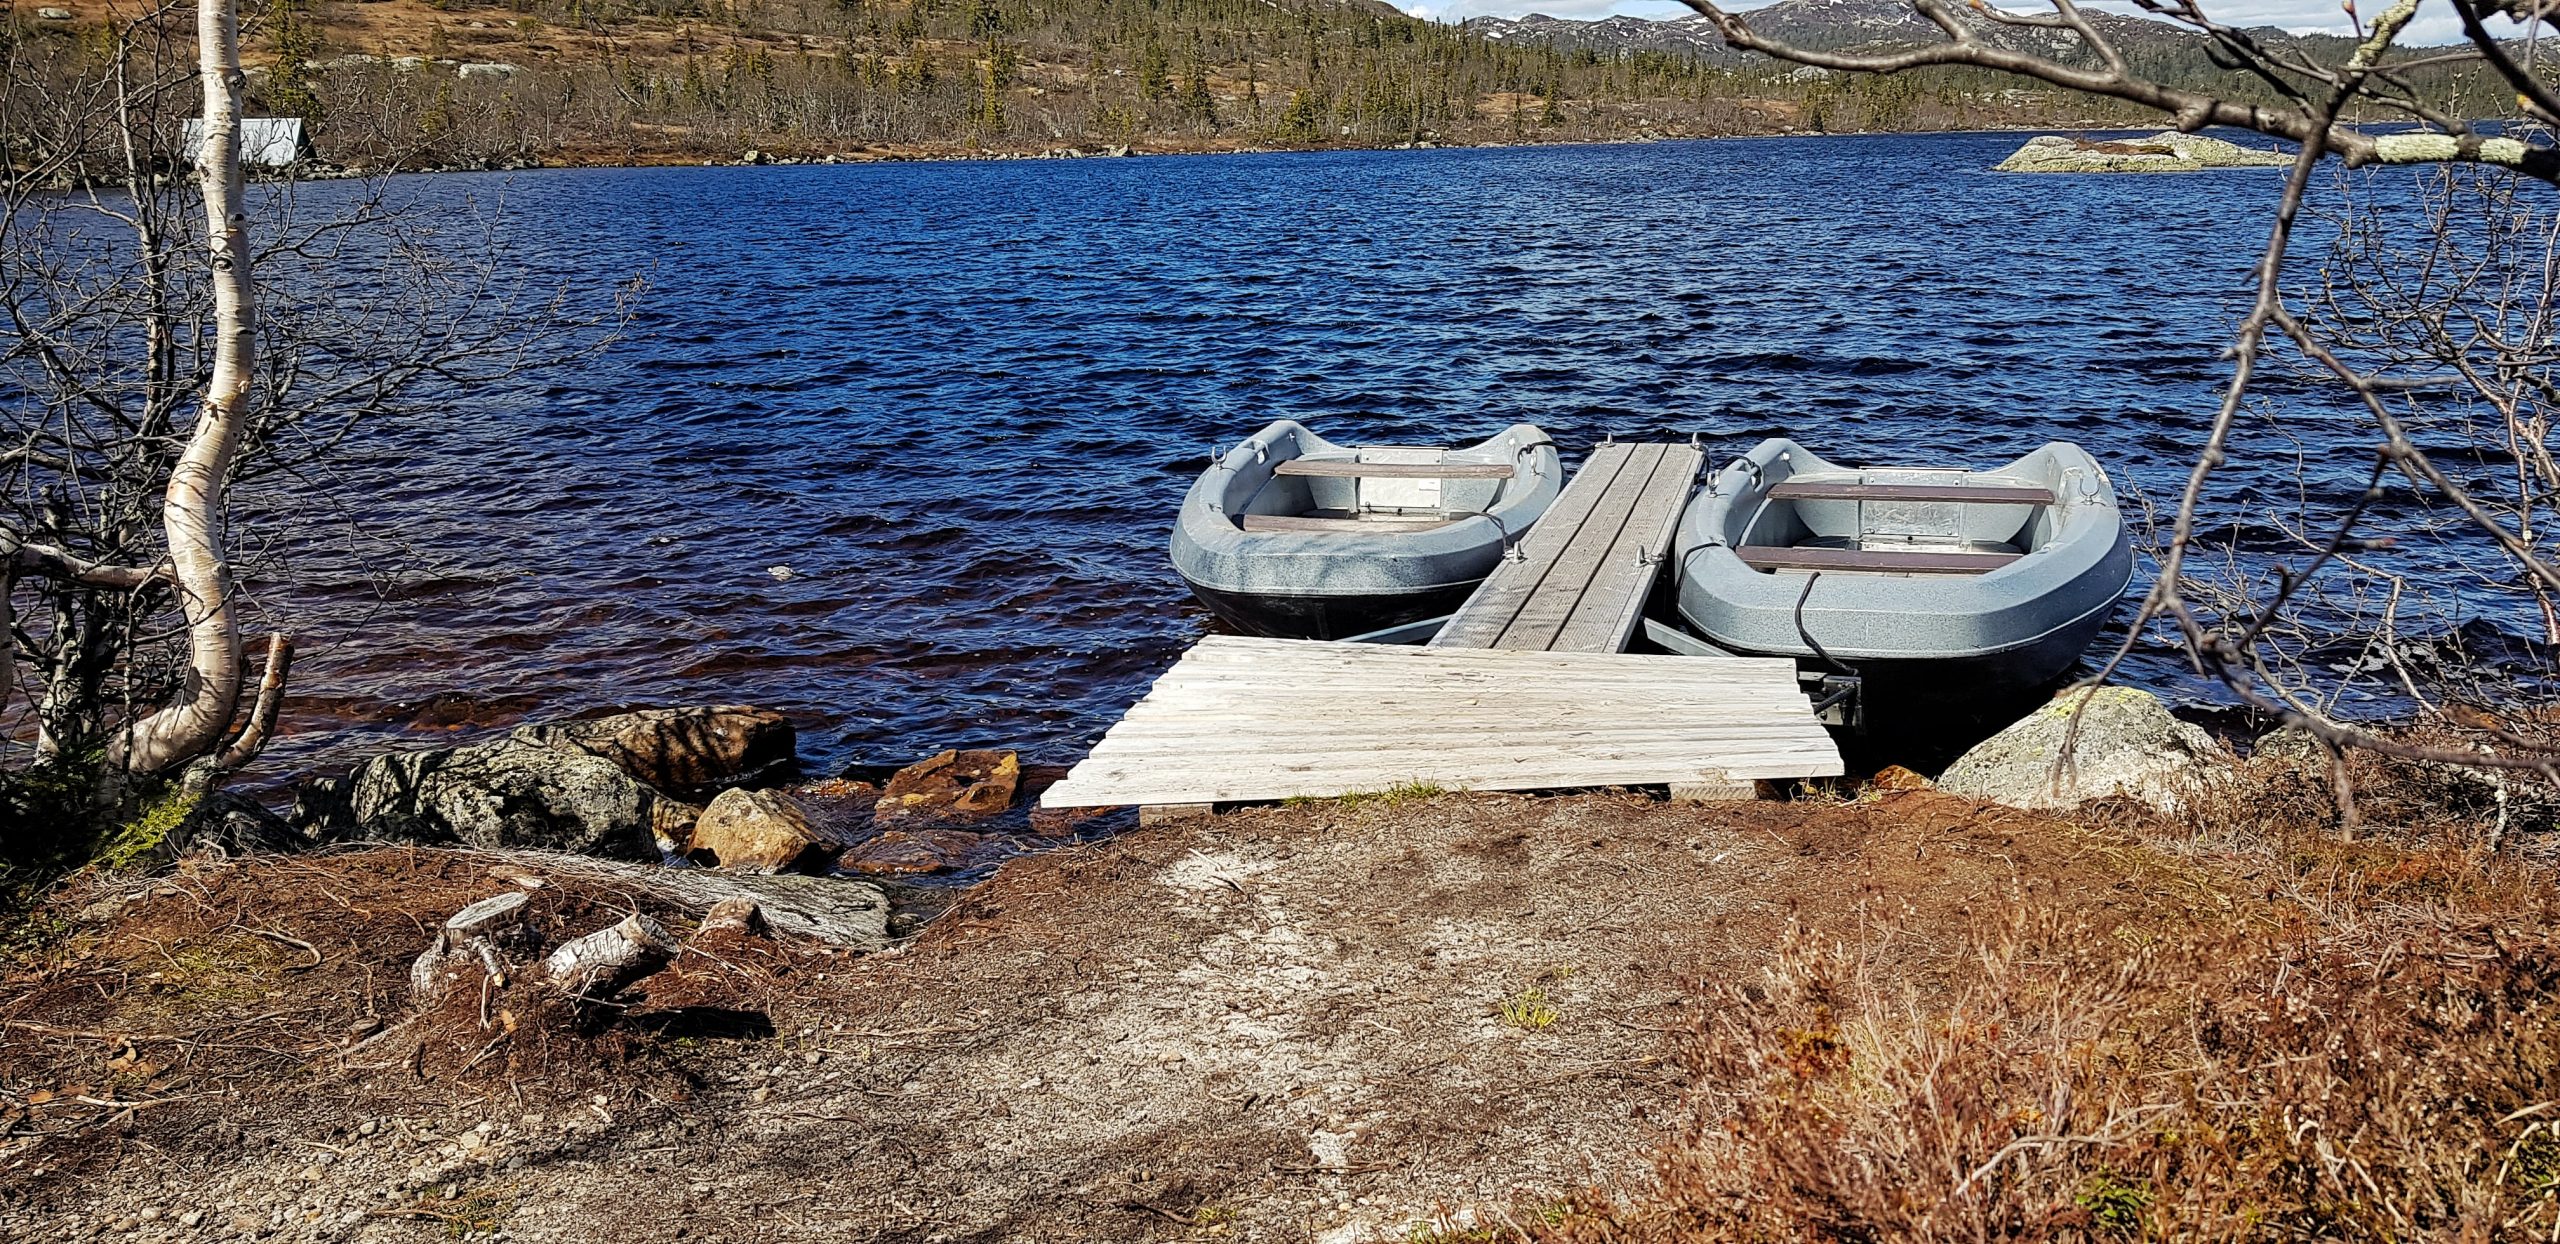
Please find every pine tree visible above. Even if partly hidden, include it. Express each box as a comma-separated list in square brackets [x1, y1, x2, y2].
[977, 37, 1017, 134]
[1135, 37, 1172, 103]
[1277, 87, 1320, 139]
[264, 0, 325, 123]
[1177, 59, 1216, 130]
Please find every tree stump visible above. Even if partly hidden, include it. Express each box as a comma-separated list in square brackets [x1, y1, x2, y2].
[410, 892, 533, 1000]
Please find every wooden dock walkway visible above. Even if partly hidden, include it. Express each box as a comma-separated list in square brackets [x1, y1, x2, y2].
[1037, 636, 1843, 810]
[1430, 441, 1704, 653]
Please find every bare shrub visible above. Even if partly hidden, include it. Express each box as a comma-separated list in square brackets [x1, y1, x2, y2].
[1541, 847, 2560, 1242]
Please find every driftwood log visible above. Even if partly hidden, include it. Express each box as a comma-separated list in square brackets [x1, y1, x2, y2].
[469, 850, 891, 949]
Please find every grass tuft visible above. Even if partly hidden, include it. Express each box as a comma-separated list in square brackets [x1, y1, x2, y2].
[1498, 986, 1560, 1031]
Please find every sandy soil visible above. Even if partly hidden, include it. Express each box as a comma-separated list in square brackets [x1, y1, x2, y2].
[0, 788, 2198, 1243]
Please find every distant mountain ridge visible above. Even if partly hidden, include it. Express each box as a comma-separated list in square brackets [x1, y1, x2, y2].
[1460, 0, 2357, 68]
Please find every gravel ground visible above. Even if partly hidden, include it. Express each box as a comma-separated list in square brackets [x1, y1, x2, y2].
[0, 788, 2177, 1244]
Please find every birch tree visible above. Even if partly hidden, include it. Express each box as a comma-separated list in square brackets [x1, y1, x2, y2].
[1, 2, 629, 819]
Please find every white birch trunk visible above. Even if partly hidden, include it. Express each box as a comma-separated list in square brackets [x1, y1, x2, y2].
[118, 0, 254, 775]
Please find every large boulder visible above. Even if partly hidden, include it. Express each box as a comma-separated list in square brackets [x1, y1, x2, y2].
[516, 706, 795, 801]
[1995, 132, 2291, 174]
[1938, 686, 2226, 813]
[296, 733, 696, 859]
[688, 788, 828, 873]
[293, 706, 805, 859]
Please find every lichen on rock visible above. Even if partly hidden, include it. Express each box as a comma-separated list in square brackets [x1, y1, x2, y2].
[1995, 131, 2292, 173]
[1937, 684, 2227, 812]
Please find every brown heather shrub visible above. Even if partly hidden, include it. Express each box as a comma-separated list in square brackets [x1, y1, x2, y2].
[1539, 830, 2560, 1241]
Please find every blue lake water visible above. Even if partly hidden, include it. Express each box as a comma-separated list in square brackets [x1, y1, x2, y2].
[251, 130, 2526, 780]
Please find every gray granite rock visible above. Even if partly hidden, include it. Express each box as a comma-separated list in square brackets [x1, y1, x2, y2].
[1940, 685, 2227, 813]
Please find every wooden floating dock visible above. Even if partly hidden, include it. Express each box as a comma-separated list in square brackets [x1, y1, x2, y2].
[1430, 441, 1704, 653]
[1036, 636, 1845, 809]
[1040, 441, 1843, 813]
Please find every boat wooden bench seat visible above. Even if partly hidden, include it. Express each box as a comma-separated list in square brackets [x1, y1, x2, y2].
[1238, 513, 1463, 534]
[1736, 545, 2023, 575]
[1768, 480, 2053, 506]
[1275, 459, 1516, 480]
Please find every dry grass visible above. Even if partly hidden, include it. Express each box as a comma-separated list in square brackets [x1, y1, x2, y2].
[1536, 739, 2560, 1243]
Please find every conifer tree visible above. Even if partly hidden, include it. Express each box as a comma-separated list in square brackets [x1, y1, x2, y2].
[263, 0, 325, 123]
[1177, 59, 1215, 130]
[1135, 36, 1171, 102]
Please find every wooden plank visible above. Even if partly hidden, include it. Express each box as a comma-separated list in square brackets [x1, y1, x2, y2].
[1735, 546, 2021, 574]
[1491, 444, 1672, 652]
[1671, 773, 1766, 802]
[1238, 514, 1463, 534]
[1429, 443, 1638, 650]
[1275, 460, 1515, 480]
[1549, 445, 1703, 654]
[1040, 635, 1844, 808]
[1768, 480, 2051, 506]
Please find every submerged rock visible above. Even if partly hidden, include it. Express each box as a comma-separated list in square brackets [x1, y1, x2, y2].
[837, 829, 986, 876]
[875, 749, 1020, 828]
[518, 705, 795, 801]
[1938, 685, 2226, 813]
[688, 788, 828, 873]
[1995, 132, 2291, 173]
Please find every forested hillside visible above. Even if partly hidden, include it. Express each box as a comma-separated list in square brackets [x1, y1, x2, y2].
[4, 0, 2510, 169]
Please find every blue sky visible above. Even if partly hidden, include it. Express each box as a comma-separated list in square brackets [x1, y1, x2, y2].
[1408, 0, 2487, 47]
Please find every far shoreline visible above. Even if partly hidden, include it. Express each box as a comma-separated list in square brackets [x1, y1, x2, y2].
[281, 120, 2237, 183]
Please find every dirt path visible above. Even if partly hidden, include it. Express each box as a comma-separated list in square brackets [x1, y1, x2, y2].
[0, 789, 2184, 1243]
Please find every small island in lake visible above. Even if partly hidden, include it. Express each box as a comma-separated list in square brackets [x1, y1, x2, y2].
[1996, 130, 2294, 172]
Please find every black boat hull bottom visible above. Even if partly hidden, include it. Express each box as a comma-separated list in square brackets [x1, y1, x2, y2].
[1184, 580, 1480, 642]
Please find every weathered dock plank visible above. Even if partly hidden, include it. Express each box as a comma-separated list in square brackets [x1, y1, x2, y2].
[1429, 442, 1705, 653]
[1038, 636, 1843, 809]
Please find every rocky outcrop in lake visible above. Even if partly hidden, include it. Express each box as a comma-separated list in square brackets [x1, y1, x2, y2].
[1996, 132, 2292, 173]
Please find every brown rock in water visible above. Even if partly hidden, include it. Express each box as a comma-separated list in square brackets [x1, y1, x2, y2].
[1868, 765, 1934, 792]
[689, 788, 825, 873]
[523, 706, 797, 800]
[875, 750, 1020, 827]
[791, 778, 881, 844]
[837, 829, 986, 876]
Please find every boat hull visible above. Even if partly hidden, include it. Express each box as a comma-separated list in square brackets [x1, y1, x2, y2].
[1695, 594, 2122, 712]
[1182, 579, 1481, 641]
[1671, 437, 2135, 721]
[1169, 419, 1562, 643]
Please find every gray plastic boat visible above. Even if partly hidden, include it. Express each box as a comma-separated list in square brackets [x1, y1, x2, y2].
[1171, 420, 1562, 639]
[1669, 438, 2133, 705]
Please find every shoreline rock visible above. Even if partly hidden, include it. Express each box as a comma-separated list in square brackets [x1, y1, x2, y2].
[293, 706, 798, 858]
[1938, 685, 2228, 813]
[688, 788, 832, 873]
[1995, 131, 2292, 173]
